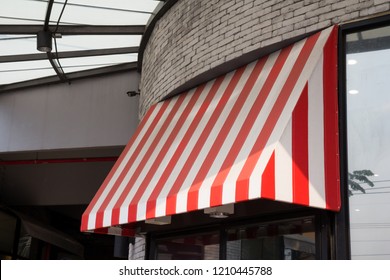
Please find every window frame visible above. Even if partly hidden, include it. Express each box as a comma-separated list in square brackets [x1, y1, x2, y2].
[338, 14, 390, 260]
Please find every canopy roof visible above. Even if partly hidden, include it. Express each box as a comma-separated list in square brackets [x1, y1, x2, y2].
[0, 0, 163, 92]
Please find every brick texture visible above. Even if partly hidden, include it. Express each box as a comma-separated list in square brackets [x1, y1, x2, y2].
[139, 0, 390, 117]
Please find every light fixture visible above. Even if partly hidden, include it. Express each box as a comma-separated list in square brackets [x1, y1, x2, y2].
[37, 30, 52, 52]
[204, 204, 234, 218]
[348, 89, 359, 95]
[145, 216, 171, 225]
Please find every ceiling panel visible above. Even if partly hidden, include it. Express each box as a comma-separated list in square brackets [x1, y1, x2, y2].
[0, 60, 56, 84]
[59, 53, 138, 74]
[0, 0, 163, 90]
[54, 35, 142, 52]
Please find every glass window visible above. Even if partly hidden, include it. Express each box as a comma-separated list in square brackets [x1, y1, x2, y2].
[346, 24, 390, 260]
[226, 217, 316, 260]
[154, 231, 220, 260]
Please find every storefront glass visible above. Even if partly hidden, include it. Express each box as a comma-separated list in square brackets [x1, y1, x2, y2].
[155, 231, 220, 260]
[226, 217, 315, 260]
[153, 216, 316, 260]
[346, 24, 390, 259]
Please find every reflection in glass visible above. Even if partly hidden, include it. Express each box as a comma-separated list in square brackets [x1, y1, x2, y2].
[155, 231, 219, 260]
[227, 217, 316, 260]
[347, 24, 390, 259]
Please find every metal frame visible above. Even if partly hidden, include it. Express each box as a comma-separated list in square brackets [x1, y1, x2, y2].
[0, 47, 139, 63]
[0, 25, 145, 35]
[0, 62, 137, 93]
[0, 0, 155, 92]
[333, 13, 390, 260]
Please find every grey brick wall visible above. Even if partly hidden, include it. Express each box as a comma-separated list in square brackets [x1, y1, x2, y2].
[129, 236, 146, 260]
[139, 0, 390, 117]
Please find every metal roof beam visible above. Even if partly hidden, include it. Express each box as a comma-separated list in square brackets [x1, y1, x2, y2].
[0, 47, 139, 63]
[47, 53, 68, 82]
[0, 62, 137, 93]
[0, 25, 145, 35]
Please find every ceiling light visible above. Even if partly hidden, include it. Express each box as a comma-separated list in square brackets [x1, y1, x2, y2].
[204, 204, 234, 218]
[347, 59, 358, 65]
[348, 89, 359, 95]
[37, 30, 52, 52]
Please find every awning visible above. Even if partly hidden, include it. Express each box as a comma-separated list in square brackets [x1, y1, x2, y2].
[82, 26, 340, 235]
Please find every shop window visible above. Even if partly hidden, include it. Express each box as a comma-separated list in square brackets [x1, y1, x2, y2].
[154, 231, 220, 260]
[226, 217, 315, 260]
[346, 23, 390, 259]
[152, 216, 317, 260]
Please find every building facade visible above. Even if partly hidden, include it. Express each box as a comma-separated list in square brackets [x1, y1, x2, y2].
[81, 0, 390, 260]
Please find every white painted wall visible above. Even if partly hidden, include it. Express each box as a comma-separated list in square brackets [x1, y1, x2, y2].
[0, 71, 140, 152]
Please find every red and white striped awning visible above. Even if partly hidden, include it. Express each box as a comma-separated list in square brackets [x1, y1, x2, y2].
[81, 26, 340, 235]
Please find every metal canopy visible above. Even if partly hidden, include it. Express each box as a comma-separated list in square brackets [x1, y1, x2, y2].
[0, 0, 163, 92]
[0, 25, 146, 35]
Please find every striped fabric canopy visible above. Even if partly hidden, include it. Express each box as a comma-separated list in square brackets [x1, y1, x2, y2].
[82, 26, 340, 235]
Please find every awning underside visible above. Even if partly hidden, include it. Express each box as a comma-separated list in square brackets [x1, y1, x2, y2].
[82, 26, 340, 236]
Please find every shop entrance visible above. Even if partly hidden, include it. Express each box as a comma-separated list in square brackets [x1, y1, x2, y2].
[151, 216, 316, 260]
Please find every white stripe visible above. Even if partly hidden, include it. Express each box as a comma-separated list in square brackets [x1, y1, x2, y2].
[153, 74, 234, 217]
[308, 54, 326, 208]
[218, 56, 277, 205]
[175, 64, 255, 214]
[250, 27, 333, 201]
[87, 103, 161, 230]
[101, 96, 179, 226]
[197, 60, 264, 209]
[222, 50, 285, 202]
[118, 91, 194, 224]
[247, 40, 306, 200]
[135, 81, 212, 221]
[275, 119, 293, 202]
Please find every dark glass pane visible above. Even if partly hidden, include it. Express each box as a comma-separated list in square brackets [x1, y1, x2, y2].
[226, 217, 315, 260]
[155, 231, 219, 260]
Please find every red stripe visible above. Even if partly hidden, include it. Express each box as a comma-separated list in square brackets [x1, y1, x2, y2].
[165, 67, 246, 216]
[110, 94, 187, 225]
[188, 59, 269, 211]
[323, 26, 340, 210]
[209, 48, 291, 205]
[145, 78, 224, 219]
[208, 58, 268, 207]
[95, 102, 170, 228]
[81, 104, 159, 231]
[236, 32, 321, 202]
[292, 84, 309, 205]
[261, 151, 275, 199]
[130, 86, 206, 222]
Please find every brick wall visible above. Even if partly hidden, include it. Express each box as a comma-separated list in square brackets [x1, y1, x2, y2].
[129, 236, 146, 260]
[139, 0, 390, 117]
